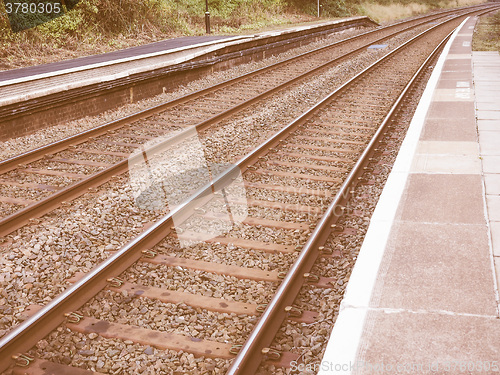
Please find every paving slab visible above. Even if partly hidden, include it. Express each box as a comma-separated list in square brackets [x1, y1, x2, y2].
[371, 222, 497, 314]
[479, 130, 500, 154]
[446, 53, 471, 59]
[416, 140, 478, 154]
[474, 60, 500, 63]
[426, 101, 475, 121]
[484, 173, 500, 195]
[474, 90, 500, 96]
[442, 59, 472, 71]
[399, 174, 484, 224]
[475, 65, 500, 69]
[487, 195, 500, 221]
[474, 85, 500, 92]
[432, 88, 473, 101]
[477, 110, 500, 120]
[476, 98, 500, 105]
[421, 119, 477, 141]
[482, 156, 500, 173]
[449, 45, 472, 54]
[436, 78, 472, 89]
[495, 259, 500, 293]
[474, 78, 500, 83]
[477, 120, 500, 132]
[474, 71, 500, 75]
[477, 102, 500, 111]
[476, 97, 500, 105]
[439, 71, 476, 80]
[355, 311, 500, 375]
[491, 222, 500, 257]
[411, 154, 481, 174]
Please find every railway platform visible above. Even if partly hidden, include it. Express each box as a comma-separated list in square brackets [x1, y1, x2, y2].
[319, 15, 500, 374]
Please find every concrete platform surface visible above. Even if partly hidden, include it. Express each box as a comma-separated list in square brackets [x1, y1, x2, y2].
[319, 16, 500, 375]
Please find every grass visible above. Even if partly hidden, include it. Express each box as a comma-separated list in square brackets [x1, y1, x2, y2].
[358, 2, 430, 23]
[472, 8, 500, 52]
[357, 0, 487, 23]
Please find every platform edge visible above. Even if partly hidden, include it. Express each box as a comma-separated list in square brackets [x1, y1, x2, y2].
[316, 17, 470, 375]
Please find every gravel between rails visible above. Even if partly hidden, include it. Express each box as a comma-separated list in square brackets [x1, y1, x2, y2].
[0, 21, 438, 375]
[156, 240, 296, 272]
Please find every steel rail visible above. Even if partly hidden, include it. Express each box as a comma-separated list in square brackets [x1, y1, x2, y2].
[224, 13, 479, 375]
[0, 10, 472, 372]
[0, 9, 478, 237]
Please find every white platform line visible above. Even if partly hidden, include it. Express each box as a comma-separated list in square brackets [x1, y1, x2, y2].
[317, 18, 470, 375]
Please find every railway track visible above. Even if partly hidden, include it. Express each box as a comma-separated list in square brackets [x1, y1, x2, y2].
[1, 5, 499, 375]
[0, 4, 493, 237]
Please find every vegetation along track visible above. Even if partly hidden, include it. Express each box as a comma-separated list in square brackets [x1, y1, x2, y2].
[1, 5, 498, 375]
[0, 4, 493, 237]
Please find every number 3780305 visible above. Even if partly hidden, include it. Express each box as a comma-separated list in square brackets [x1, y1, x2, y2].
[5, 2, 61, 14]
